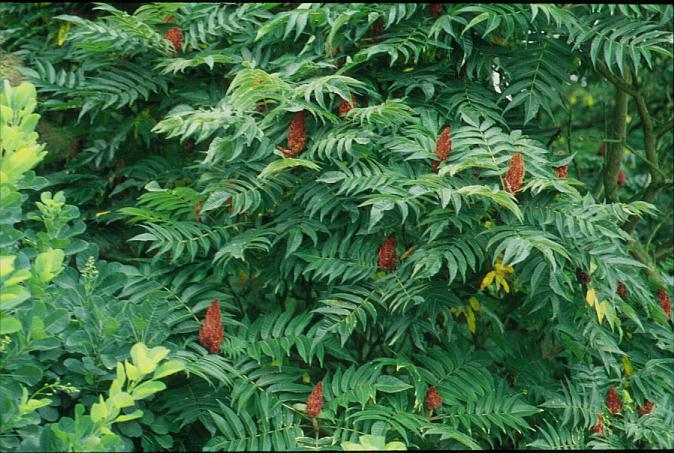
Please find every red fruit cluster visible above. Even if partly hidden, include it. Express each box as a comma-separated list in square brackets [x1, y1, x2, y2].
[435, 127, 452, 161]
[425, 386, 442, 410]
[606, 387, 622, 415]
[282, 111, 307, 157]
[432, 127, 452, 173]
[617, 282, 628, 300]
[379, 234, 398, 271]
[306, 381, 323, 417]
[617, 170, 625, 187]
[638, 400, 654, 416]
[503, 153, 525, 194]
[590, 414, 604, 435]
[164, 26, 184, 53]
[338, 95, 356, 117]
[576, 268, 591, 285]
[658, 288, 671, 319]
[199, 300, 223, 353]
[430, 4, 444, 17]
[598, 143, 606, 156]
[554, 165, 568, 178]
[194, 200, 203, 222]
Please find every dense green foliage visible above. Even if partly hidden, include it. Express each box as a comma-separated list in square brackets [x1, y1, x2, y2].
[1, 3, 673, 451]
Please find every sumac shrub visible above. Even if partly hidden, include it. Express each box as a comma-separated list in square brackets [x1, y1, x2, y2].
[1, 2, 672, 451]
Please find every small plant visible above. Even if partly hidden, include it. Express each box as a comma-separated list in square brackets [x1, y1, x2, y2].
[41, 343, 184, 452]
[342, 434, 407, 451]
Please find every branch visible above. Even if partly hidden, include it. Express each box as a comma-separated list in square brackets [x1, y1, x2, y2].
[623, 143, 667, 180]
[595, 60, 668, 232]
[603, 84, 629, 203]
[545, 126, 562, 147]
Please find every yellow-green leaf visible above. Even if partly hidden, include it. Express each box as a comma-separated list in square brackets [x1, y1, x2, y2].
[622, 355, 634, 376]
[114, 409, 144, 424]
[130, 343, 155, 375]
[152, 359, 185, 380]
[480, 271, 496, 291]
[0, 316, 22, 335]
[585, 287, 597, 307]
[19, 398, 51, 415]
[258, 158, 320, 179]
[0, 255, 16, 278]
[111, 392, 134, 410]
[125, 360, 141, 381]
[466, 306, 477, 334]
[131, 380, 166, 399]
[595, 300, 608, 324]
[33, 248, 65, 283]
[90, 396, 108, 423]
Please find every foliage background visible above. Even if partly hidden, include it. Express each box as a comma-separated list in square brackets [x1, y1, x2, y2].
[1, 2, 673, 451]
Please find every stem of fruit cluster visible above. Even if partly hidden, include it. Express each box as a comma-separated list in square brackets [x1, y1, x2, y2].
[567, 108, 581, 178]
[629, 239, 664, 285]
[312, 417, 319, 442]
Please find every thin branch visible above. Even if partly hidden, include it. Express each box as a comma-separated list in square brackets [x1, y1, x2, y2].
[655, 244, 674, 262]
[655, 118, 673, 137]
[629, 239, 664, 286]
[624, 89, 664, 233]
[623, 143, 667, 180]
[595, 60, 637, 97]
[545, 126, 562, 147]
